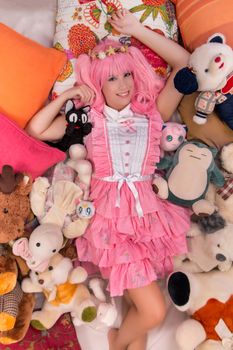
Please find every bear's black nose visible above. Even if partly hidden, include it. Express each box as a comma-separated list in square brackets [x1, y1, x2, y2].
[216, 254, 226, 262]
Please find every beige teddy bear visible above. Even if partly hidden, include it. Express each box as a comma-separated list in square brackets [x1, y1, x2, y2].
[21, 253, 97, 330]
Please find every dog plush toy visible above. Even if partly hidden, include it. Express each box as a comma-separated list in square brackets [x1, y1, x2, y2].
[174, 33, 233, 128]
[168, 267, 233, 350]
[22, 253, 97, 330]
[153, 141, 225, 216]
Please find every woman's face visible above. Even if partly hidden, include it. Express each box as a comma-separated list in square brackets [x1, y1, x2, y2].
[102, 71, 134, 111]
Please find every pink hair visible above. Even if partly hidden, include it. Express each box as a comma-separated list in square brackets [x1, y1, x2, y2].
[75, 39, 164, 115]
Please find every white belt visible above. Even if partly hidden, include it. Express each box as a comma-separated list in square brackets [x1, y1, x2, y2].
[102, 172, 151, 217]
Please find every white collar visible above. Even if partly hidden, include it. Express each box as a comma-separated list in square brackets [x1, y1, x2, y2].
[103, 104, 134, 122]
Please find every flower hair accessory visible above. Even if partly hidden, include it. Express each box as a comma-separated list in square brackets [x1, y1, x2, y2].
[89, 45, 128, 60]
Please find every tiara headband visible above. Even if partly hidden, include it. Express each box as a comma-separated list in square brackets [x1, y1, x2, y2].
[89, 45, 129, 60]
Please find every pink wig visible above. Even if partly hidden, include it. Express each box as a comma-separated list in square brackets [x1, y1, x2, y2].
[76, 39, 164, 115]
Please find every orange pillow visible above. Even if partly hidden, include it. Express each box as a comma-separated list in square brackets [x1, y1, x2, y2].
[0, 23, 67, 128]
[171, 0, 233, 51]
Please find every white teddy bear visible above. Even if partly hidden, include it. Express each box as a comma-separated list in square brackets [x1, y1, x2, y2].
[174, 33, 233, 129]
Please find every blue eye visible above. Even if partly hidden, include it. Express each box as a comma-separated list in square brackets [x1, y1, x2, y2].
[86, 207, 91, 215]
[78, 206, 83, 214]
[178, 136, 184, 142]
[166, 135, 173, 142]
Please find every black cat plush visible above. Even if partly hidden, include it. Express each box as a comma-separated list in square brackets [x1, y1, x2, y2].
[47, 100, 92, 152]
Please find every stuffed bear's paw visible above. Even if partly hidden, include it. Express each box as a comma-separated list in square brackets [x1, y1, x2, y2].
[31, 177, 50, 193]
[152, 177, 168, 199]
[76, 300, 97, 323]
[0, 313, 16, 331]
[193, 114, 207, 125]
[30, 319, 47, 331]
[176, 319, 206, 350]
[192, 199, 215, 217]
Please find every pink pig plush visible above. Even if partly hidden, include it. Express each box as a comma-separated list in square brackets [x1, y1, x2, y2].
[160, 122, 186, 157]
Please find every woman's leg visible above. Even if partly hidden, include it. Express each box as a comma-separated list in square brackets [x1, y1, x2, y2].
[108, 282, 166, 350]
[123, 291, 147, 350]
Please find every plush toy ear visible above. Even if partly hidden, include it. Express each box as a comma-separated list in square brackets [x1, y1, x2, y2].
[194, 212, 226, 234]
[174, 67, 199, 94]
[12, 237, 31, 260]
[208, 33, 225, 44]
[65, 99, 75, 114]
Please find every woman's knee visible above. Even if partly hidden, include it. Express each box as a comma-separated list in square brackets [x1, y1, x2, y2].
[141, 300, 166, 329]
[128, 282, 167, 329]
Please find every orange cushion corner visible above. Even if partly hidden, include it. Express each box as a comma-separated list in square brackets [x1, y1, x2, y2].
[174, 0, 233, 52]
[0, 23, 67, 128]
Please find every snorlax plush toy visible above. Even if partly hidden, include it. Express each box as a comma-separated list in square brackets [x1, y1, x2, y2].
[153, 141, 225, 216]
[174, 33, 233, 128]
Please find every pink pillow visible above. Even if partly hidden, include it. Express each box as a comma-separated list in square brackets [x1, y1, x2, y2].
[0, 112, 66, 178]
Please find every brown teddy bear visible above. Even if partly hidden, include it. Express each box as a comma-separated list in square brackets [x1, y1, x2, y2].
[0, 165, 33, 243]
[0, 245, 34, 345]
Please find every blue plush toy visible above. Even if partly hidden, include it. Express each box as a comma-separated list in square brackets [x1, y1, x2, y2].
[174, 34, 233, 129]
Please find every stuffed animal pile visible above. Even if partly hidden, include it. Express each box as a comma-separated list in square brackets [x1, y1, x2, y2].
[0, 142, 100, 345]
[167, 140, 233, 349]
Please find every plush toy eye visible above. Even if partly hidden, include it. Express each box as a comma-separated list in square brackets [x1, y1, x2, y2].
[36, 242, 41, 247]
[86, 207, 91, 215]
[68, 113, 78, 123]
[35, 272, 39, 275]
[81, 114, 88, 124]
[178, 136, 184, 142]
[204, 69, 209, 73]
[52, 249, 56, 253]
[78, 206, 83, 214]
[48, 266, 53, 271]
[217, 244, 221, 248]
[166, 135, 173, 142]
[3, 208, 8, 214]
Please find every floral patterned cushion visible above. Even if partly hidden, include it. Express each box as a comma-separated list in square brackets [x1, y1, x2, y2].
[4, 314, 81, 350]
[52, 0, 177, 98]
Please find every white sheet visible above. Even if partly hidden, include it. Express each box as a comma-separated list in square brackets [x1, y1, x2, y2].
[0, 0, 57, 47]
[76, 301, 185, 350]
[75, 284, 186, 350]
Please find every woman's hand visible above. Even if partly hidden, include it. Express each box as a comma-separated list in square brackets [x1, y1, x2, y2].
[63, 85, 95, 106]
[108, 9, 142, 36]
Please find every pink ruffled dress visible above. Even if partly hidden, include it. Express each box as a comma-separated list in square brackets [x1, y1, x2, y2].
[76, 104, 190, 297]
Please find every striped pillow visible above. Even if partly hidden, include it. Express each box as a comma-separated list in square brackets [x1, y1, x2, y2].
[172, 0, 233, 51]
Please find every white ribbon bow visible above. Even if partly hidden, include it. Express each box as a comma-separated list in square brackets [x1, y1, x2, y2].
[215, 319, 233, 349]
[103, 172, 151, 217]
